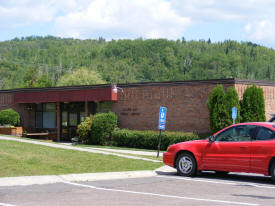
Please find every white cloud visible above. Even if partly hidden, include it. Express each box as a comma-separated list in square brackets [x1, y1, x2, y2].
[54, 0, 191, 40]
[245, 20, 275, 44]
[1, 0, 275, 45]
[170, 0, 275, 44]
[0, 0, 90, 28]
[0, 1, 56, 27]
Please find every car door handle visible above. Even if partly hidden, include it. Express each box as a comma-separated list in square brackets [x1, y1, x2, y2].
[240, 146, 248, 149]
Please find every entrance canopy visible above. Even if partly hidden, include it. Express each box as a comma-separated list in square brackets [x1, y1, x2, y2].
[13, 85, 117, 103]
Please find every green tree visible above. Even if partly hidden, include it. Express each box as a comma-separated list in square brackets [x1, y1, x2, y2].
[23, 67, 38, 88]
[77, 115, 93, 144]
[240, 85, 266, 122]
[56, 67, 106, 86]
[207, 85, 230, 133]
[2, 36, 275, 89]
[34, 73, 53, 87]
[225, 87, 241, 124]
[90, 112, 118, 145]
[0, 109, 20, 126]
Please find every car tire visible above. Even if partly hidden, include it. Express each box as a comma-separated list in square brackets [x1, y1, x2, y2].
[270, 162, 275, 183]
[176, 153, 197, 177]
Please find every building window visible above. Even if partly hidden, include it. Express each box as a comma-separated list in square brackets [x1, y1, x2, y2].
[35, 112, 43, 128]
[36, 103, 56, 129]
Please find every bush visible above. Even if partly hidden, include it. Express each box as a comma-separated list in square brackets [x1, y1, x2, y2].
[240, 84, 266, 122]
[90, 112, 118, 145]
[77, 115, 93, 143]
[112, 129, 199, 150]
[207, 85, 230, 133]
[0, 109, 20, 126]
[225, 86, 241, 124]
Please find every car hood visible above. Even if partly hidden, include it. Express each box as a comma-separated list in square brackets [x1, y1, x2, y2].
[172, 139, 208, 147]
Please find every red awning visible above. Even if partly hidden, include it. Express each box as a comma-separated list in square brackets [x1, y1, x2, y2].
[14, 87, 117, 103]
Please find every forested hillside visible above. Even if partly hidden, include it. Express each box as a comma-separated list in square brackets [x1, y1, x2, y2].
[0, 36, 275, 89]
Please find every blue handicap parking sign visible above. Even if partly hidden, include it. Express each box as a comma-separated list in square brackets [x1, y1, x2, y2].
[232, 107, 237, 119]
[158, 124, 165, 130]
[158, 107, 167, 130]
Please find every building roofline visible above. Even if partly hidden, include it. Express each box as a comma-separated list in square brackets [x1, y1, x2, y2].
[117, 78, 236, 88]
[1, 78, 275, 93]
[234, 78, 275, 86]
[0, 83, 114, 93]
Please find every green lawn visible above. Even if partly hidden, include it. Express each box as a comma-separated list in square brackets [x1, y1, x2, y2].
[0, 140, 163, 177]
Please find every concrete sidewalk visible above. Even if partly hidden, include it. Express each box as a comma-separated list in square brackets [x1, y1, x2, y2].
[85, 147, 163, 157]
[60, 143, 163, 157]
[0, 136, 161, 162]
[0, 166, 176, 187]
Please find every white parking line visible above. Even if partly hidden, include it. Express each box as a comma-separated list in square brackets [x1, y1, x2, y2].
[157, 175, 275, 189]
[63, 181, 259, 206]
[0, 203, 17, 206]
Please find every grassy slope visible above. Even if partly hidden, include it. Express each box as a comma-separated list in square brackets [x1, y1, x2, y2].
[0, 140, 163, 177]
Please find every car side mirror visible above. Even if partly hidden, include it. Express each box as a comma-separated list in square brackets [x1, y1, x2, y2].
[209, 135, 215, 143]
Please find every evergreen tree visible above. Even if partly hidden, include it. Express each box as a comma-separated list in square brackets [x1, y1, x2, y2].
[207, 85, 230, 133]
[225, 86, 241, 124]
[240, 84, 266, 122]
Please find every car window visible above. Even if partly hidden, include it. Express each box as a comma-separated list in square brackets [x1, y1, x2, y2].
[215, 125, 256, 142]
[256, 127, 275, 141]
[268, 116, 275, 122]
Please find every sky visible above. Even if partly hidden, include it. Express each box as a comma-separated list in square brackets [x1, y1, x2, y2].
[1, 0, 275, 48]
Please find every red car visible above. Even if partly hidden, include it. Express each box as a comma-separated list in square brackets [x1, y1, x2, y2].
[163, 122, 275, 182]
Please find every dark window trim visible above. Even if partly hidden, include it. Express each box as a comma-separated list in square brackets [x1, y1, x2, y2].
[254, 126, 275, 141]
[35, 103, 57, 129]
[215, 125, 257, 142]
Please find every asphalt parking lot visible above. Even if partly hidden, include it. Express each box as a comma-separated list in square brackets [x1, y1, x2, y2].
[1, 172, 275, 206]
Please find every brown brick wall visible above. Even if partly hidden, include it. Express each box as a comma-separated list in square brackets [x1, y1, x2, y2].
[235, 84, 275, 121]
[0, 92, 35, 129]
[112, 83, 234, 134]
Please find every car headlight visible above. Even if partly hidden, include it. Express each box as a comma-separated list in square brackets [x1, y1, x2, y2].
[166, 146, 170, 152]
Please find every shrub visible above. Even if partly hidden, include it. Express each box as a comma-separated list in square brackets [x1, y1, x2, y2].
[225, 86, 241, 124]
[90, 112, 118, 145]
[240, 84, 266, 122]
[77, 115, 93, 143]
[112, 129, 199, 150]
[0, 109, 20, 126]
[207, 85, 230, 133]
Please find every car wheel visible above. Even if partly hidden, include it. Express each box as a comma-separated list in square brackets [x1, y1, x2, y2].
[176, 153, 197, 177]
[270, 162, 275, 183]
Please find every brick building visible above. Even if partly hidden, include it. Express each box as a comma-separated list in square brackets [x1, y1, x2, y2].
[0, 78, 275, 141]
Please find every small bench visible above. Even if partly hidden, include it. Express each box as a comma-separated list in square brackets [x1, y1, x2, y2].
[25, 132, 49, 139]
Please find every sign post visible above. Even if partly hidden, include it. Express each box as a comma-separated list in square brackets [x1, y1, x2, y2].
[157, 106, 167, 157]
[232, 107, 237, 125]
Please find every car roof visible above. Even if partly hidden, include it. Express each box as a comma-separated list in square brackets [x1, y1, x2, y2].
[234, 122, 275, 127]
[214, 122, 275, 136]
[232, 122, 275, 129]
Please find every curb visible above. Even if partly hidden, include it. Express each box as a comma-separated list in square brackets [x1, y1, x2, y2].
[0, 171, 156, 187]
[0, 166, 176, 187]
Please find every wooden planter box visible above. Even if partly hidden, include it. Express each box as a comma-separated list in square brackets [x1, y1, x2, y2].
[15, 127, 23, 136]
[0, 127, 17, 135]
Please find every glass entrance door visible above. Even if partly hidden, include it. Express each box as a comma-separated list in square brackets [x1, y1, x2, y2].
[61, 102, 85, 141]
